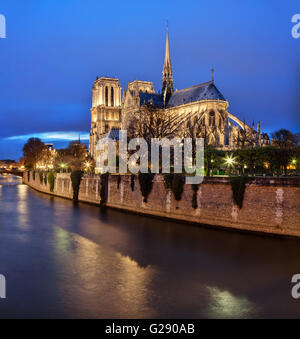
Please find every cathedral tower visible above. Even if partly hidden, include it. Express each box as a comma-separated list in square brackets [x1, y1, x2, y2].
[89, 77, 122, 158]
[162, 25, 174, 102]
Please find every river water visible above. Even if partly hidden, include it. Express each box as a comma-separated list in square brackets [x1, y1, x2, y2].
[0, 174, 299, 318]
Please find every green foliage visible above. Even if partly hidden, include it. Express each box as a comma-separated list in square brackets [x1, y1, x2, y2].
[100, 173, 109, 207]
[138, 173, 155, 203]
[171, 174, 185, 201]
[130, 174, 135, 191]
[39, 171, 44, 184]
[71, 170, 83, 201]
[230, 176, 252, 209]
[48, 172, 56, 192]
[204, 148, 225, 177]
[191, 184, 199, 209]
[164, 173, 185, 201]
[44, 173, 48, 186]
[117, 175, 121, 189]
[164, 173, 174, 190]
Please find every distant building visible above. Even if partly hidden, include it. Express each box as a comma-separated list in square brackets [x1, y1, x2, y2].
[0, 160, 16, 170]
[89, 27, 269, 159]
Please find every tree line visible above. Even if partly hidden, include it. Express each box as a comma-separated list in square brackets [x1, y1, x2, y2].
[20, 128, 299, 177]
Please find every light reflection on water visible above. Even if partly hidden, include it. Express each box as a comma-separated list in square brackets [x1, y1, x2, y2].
[206, 287, 257, 319]
[0, 174, 22, 186]
[0, 177, 299, 319]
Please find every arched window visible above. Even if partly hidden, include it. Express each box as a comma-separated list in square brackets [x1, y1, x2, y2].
[105, 87, 109, 106]
[111, 87, 114, 107]
[209, 111, 215, 126]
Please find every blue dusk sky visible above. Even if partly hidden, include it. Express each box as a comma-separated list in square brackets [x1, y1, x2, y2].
[0, 0, 299, 160]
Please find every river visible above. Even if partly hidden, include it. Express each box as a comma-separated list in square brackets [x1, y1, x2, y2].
[0, 174, 299, 318]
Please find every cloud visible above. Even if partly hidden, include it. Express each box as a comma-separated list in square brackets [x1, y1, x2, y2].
[4, 131, 89, 142]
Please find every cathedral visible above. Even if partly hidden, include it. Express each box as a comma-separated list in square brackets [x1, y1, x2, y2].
[89, 27, 269, 158]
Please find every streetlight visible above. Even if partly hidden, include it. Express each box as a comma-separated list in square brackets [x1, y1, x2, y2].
[60, 163, 67, 173]
[84, 161, 91, 172]
[224, 154, 236, 167]
[224, 154, 236, 176]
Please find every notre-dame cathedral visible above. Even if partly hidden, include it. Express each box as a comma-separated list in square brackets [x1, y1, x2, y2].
[89, 27, 269, 158]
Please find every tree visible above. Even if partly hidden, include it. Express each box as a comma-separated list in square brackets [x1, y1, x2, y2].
[22, 138, 48, 169]
[234, 148, 257, 176]
[271, 129, 297, 148]
[54, 141, 87, 171]
[127, 104, 174, 144]
[204, 148, 225, 176]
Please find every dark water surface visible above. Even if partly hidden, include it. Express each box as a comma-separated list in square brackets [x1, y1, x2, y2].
[0, 174, 299, 318]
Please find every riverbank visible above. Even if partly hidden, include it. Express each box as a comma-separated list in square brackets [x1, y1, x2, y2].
[23, 172, 300, 238]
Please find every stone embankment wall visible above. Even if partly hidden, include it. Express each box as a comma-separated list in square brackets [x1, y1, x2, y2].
[23, 172, 300, 238]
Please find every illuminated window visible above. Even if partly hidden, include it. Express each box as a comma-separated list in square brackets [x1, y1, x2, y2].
[105, 87, 109, 106]
[111, 87, 114, 107]
[209, 111, 215, 126]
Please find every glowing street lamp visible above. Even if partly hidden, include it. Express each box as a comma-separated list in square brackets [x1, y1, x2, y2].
[84, 161, 91, 172]
[224, 154, 236, 168]
[224, 154, 237, 176]
[60, 163, 67, 172]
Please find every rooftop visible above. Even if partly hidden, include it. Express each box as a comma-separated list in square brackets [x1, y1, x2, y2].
[167, 81, 226, 107]
[138, 81, 226, 108]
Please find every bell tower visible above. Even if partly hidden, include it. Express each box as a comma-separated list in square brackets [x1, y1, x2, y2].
[89, 77, 122, 158]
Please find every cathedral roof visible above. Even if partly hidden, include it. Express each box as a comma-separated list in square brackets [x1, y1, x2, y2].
[138, 81, 226, 108]
[139, 92, 164, 108]
[167, 81, 226, 107]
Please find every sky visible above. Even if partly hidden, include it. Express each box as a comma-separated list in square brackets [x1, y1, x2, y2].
[0, 0, 299, 160]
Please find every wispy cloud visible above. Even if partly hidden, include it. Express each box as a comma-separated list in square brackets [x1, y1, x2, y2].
[4, 131, 89, 142]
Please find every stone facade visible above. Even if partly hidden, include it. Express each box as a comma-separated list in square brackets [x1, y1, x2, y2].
[89, 77, 122, 157]
[24, 172, 300, 238]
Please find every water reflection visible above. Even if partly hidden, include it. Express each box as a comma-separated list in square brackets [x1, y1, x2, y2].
[17, 185, 29, 229]
[0, 179, 299, 318]
[0, 174, 21, 186]
[206, 286, 257, 319]
[53, 227, 156, 318]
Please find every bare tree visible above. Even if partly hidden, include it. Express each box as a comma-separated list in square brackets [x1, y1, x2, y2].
[271, 129, 297, 148]
[127, 104, 174, 144]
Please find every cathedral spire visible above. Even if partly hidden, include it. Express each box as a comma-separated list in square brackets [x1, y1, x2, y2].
[162, 24, 173, 100]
